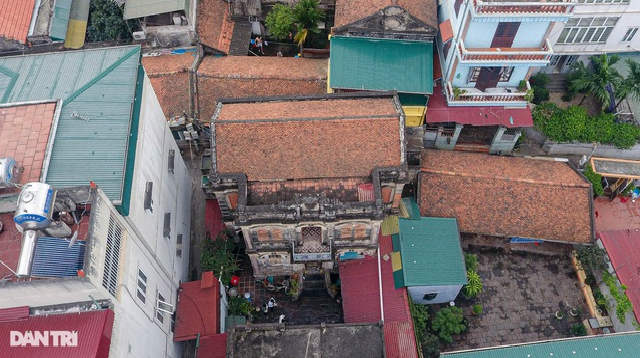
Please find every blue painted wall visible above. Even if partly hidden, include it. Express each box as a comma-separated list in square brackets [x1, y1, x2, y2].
[465, 21, 550, 48]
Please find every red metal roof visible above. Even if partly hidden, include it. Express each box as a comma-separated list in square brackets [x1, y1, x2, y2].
[174, 272, 220, 342]
[205, 200, 226, 241]
[598, 230, 640, 323]
[0, 306, 28, 322]
[0, 0, 36, 43]
[0, 308, 114, 358]
[339, 256, 382, 324]
[426, 82, 533, 128]
[379, 235, 419, 358]
[197, 333, 227, 358]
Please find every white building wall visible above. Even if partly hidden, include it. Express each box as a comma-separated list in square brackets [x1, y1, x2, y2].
[407, 284, 463, 305]
[549, 1, 640, 55]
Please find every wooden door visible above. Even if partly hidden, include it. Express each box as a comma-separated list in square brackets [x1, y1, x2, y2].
[474, 67, 501, 91]
[491, 22, 520, 48]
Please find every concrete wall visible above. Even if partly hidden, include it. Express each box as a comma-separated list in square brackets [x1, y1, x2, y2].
[490, 127, 521, 155]
[544, 141, 640, 160]
[0, 279, 104, 309]
[408, 285, 463, 305]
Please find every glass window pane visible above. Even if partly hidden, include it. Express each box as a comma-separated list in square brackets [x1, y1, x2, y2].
[592, 28, 605, 42]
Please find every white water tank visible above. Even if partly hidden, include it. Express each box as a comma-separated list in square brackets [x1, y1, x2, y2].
[14, 182, 57, 232]
[0, 157, 21, 189]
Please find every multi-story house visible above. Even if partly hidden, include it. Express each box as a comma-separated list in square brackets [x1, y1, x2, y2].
[206, 92, 407, 280]
[542, 0, 640, 74]
[433, 0, 575, 153]
[0, 45, 191, 358]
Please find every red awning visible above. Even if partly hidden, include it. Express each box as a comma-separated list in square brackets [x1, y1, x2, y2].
[427, 82, 534, 128]
[0, 308, 114, 358]
[174, 272, 220, 342]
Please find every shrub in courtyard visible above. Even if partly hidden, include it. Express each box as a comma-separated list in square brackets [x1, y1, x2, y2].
[464, 253, 478, 272]
[530, 73, 550, 104]
[201, 231, 239, 285]
[228, 296, 253, 317]
[420, 333, 441, 358]
[574, 245, 609, 273]
[602, 271, 633, 323]
[583, 164, 605, 197]
[472, 304, 483, 315]
[432, 306, 466, 343]
[410, 298, 429, 341]
[571, 324, 588, 336]
[463, 270, 483, 298]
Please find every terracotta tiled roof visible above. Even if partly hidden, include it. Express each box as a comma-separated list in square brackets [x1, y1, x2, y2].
[339, 256, 382, 324]
[0, 0, 35, 43]
[0, 212, 21, 282]
[419, 150, 594, 244]
[0, 102, 58, 193]
[213, 95, 403, 181]
[335, 0, 437, 29]
[197, 0, 235, 53]
[197, 56, 327, 120]
[599, 230, 640, 323]
[174, 272, 220, 341]
[142, 54, 193, 118]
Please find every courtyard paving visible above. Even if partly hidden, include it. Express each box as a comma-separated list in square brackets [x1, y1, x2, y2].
[445, 249, 588, 351]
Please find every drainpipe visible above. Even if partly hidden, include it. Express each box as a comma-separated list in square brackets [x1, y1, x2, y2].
[377, 247, 385, 322]
[28, 0, 42, 37]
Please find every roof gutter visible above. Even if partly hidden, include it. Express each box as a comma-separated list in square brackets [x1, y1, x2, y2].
[28, 0, 42, 37]
[377, 246, 385, 322]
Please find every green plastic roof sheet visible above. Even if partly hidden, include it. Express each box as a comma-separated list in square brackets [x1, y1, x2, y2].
[124, 0, 187, 19]
[441, 332, 640, 358]
[329, 36, 434, 94]
[50, 0, 72, 40]
[397, 217, 467, 287]
[0, 46, 142, 202]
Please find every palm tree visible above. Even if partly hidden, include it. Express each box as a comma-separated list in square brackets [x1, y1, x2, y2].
[292, 0, 325, 48]
[568, 54, 623, 111]
[615, 59, 640, 110]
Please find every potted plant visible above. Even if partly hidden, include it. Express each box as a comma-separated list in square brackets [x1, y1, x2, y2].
[555, 310, 565, 320]
[518, 80, 527, 92]
[452, 87, 467, 100]
[570, 306, 581, 317]
[472, 304, 483, 315]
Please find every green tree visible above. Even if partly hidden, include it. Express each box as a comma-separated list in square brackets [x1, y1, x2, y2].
[574, 245, 609, 273]
[615, 59, 640, 109]
[583, 163, 604, 196]
[432, 306, 466, 343]
[87, 0, 137, 43]
[568, 54, 623, 111]
[293, 0, 325, 47]
[265, 4, 295, 41]
[201, 232, 238, 285]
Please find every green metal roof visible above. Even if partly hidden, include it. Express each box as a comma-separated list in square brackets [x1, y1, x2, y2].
[441, 332, 640, 358]
[396, 217, 467, 287]
[0, 46, 142, 202]
[329, 36, 434, 94]
[124, 0, 187, 19]
[399, 197, 421, 220]
[50, 0, 73, 40]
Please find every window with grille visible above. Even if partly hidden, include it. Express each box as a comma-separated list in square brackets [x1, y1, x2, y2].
[469, 67, 513, 82]
[455, 0, 464, 16]
[622, 27, 638, 42]
[176, 234, 183, 258]
[102, 215, 123, 297]
[500, 128, 520, 141]
[168, 150, 175, 174]
[144, 182, 153, 212]
[163, 213, 171, 239]
[156, 292, 165, 324]
[423, 293, 438, 301]
[558, 17, 619, 44]
[334, 223, 371, 240]
[136, 269, 147, 303]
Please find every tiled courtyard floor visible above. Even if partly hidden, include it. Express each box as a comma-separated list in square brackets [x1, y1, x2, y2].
[445, 250, 588, 351]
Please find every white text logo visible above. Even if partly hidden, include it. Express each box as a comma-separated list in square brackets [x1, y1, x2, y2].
[10, 331, 78, 347]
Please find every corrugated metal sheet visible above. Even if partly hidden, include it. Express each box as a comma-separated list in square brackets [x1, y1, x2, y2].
[379, 235, 413, 323]
[599, 230, 640, 323]
[0, 306, 29, 322]
[0, 46, 141, 202]
[0, 309, 114, 358]
[124, 0, 186, 19]
[175, 277, 220, 341]
[50, 0, 73, 40]
[31, 237, 86, 277]
[398, 217, 467, 286]
[399, 197, 420, 220]
[384, 322, 419, 358]
[197, 333, 227, 358]
[338, 256, 381, 324]
[381, 215, 399, 236]
[330, 36, 434, 94]
[441, 332, 640, 358]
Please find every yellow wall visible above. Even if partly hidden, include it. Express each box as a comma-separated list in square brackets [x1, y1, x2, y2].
[403, 105, 426, 127]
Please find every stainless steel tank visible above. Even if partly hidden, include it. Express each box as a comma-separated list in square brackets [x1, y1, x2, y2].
[14, 182, 57, 232]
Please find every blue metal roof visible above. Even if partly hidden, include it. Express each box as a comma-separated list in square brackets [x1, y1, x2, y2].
[31, 237, 86, 277]
[0, 46, 142, 202]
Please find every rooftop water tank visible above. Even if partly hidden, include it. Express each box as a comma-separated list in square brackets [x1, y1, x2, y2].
[14, 182, 57, 232]
[0, 157, 21, 189]
[15, 230, 38, 277]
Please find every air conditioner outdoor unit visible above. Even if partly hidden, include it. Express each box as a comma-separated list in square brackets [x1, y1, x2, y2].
[132, 31, 146, 41]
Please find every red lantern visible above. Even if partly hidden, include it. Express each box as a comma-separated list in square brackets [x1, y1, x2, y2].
[230, 276, 240, 286]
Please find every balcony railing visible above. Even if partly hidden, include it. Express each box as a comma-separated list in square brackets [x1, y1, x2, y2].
[445, 81, 530, 106]
[458, 39, 553, 64]
[472, 0, 576, 17]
